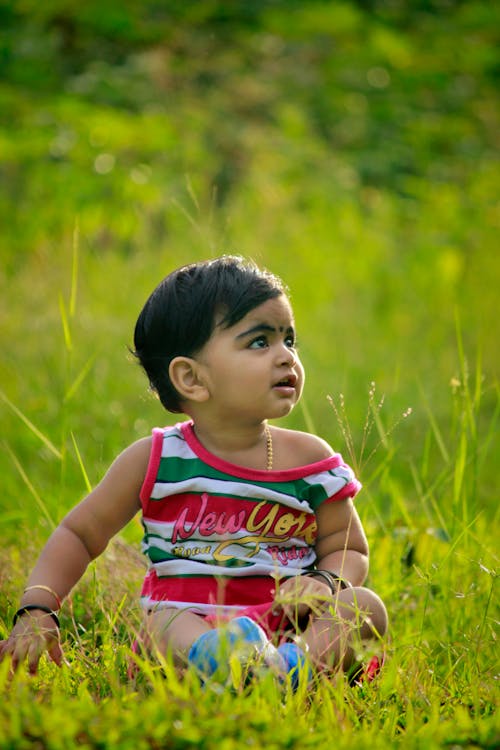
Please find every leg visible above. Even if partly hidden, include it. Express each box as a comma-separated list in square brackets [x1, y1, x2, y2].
[139, 608, 283, 684]
[302, 586, 388, 672]
[142, 607, 211, 666]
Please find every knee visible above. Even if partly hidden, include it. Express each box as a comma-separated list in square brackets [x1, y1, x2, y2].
[338, 586, 388, 639]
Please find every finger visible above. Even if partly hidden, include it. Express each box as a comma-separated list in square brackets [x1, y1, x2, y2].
[0, 638, 17, 660]
[48, 641, 63, 667]
[278, 578, 298, 594]
[0, 639, 16, 669]
[11, 640, 28, 673]
[27, 639, 44, 675]
[282, 605, 292, 621]
[282, 603, 300, 621]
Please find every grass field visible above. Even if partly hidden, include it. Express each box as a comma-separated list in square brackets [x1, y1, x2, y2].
[1, 2, 499, 746]
[0, 232, 498, 749]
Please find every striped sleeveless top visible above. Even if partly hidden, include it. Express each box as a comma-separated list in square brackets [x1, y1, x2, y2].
[139, 421, 361, 615]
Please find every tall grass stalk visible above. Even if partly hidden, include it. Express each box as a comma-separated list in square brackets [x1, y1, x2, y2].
[1, 441, 56, 531]
[0, 392, 62, 460]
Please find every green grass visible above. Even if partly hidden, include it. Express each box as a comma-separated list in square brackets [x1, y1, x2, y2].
[0, 246, 498, 748]
[1, 3, 499, 740]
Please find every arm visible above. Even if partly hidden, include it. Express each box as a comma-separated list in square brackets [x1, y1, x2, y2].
[314, 497, 369, 586]
[0, 437, 151, 673]
[274, 498, 368, 619]
[273, 431, 368, 613]
[284, 429, 369, 584]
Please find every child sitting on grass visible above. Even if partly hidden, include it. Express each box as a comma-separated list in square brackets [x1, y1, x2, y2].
[0, 256, 387, 687]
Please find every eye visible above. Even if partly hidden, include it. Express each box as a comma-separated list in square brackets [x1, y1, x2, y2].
[284, 333, 296, 349]
[248, 335, 269, 349]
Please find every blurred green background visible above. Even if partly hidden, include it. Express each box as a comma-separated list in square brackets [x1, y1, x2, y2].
[1, 0, 498, 534]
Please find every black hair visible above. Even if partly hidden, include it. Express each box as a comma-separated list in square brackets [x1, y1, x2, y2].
[133, 255, 286, 412]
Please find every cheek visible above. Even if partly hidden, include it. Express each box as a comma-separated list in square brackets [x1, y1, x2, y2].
[296, 362, 305, 396]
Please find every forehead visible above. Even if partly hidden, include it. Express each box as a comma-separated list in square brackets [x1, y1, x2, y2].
[232, 295, 294, 328]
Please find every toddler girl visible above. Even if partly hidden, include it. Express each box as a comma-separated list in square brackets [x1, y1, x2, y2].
[0, 256, 387, 686]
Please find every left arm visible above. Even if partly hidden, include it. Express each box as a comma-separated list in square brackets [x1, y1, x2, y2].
[314, 497, 369, 586]
[274, 497, 368, 618]
[272, 430, 368, 613]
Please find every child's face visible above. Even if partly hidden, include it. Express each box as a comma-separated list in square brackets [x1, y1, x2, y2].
[193, 294, 304, 423]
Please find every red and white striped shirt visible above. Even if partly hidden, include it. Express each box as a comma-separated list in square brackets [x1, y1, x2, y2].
[139, 421, 361, 616]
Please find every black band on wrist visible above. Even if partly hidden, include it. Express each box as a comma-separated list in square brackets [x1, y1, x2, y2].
[13, 605, 60, 629]
[301, 569, 352, 593]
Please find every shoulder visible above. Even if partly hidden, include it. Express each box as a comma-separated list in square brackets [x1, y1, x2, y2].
[116, 435, 153, 463]
[271, 426, 335, 469]
[104, 435, 153, 484]
[62, 435, 155, 551]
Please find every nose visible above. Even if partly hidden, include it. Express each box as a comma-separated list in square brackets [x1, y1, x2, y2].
[276, 342, 296, 367]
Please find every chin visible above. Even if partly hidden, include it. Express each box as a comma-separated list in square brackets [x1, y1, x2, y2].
[274, 401, 296, 418]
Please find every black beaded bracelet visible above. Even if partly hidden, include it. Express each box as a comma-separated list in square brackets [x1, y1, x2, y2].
[302, 569, 352, 593]
[13, 605, 60, 629]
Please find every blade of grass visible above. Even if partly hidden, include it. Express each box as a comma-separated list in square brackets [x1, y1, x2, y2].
[455, 309, 476, 440]
[64, 353, 98, 403]
[435, 511, 483, 571]
[59, 292, 73, 353]
[71, 431, 93, 494]
[299, 395, 316, 435]
[2, 441, 56, 529]
[476, 380, 499, 476]
[473, 343, 483, 411]
[70, 219, 79, 319]
[386, 475, 414, 529]
[409, 460, 449, 534]
[0, 390, 62, 459]
[473, 573, 496, 670]
[359, 382, 377, 467]
[417, 381, 450, 464]
[453, 429, 468, 529]
[185, 173, 200, 213]
[327, 393, 357, 472]
[371, 400, 389, 450]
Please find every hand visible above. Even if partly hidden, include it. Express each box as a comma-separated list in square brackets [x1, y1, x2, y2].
[273, 575, 333, 622]
[0, 610, 63, 675]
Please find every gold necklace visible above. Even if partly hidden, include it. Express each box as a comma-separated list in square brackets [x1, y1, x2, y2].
[264, 423, 273, 471]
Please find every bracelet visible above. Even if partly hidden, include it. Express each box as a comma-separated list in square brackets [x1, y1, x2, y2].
[302, 569, 352, 593]
[13, 605, 60, 629]
[23, 584, 62, 609]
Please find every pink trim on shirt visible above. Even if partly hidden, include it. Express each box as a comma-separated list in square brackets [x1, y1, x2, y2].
[139, 427, 165, 507]
[326, 480, 361, 502]
[180, 420, 349, 482]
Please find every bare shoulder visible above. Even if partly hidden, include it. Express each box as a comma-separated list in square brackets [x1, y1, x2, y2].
[78, 435, 153, 503]
[117, 435, 153, 462]
[106, 435, 153, 482]
[271, 426, 335, 469]
[61, 435, 153, 557]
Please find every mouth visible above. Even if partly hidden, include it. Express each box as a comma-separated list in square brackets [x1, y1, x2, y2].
[273, 373, 297, 389]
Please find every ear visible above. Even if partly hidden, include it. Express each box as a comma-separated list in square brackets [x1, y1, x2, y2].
[169, 356, 210, 404]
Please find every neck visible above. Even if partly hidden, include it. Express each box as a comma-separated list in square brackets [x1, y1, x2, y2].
[191, 420, 272, 471]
